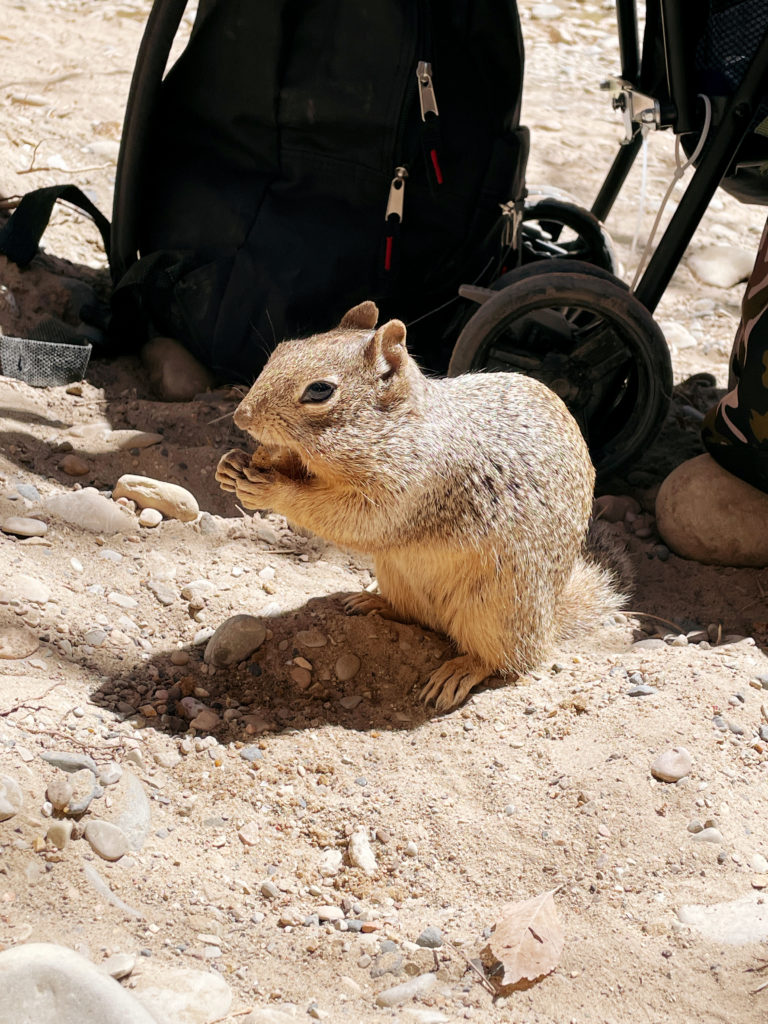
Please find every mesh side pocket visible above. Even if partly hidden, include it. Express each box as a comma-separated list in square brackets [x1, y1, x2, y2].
[0, 336, 92, 387]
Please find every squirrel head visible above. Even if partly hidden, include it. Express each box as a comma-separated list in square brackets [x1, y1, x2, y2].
[233, 301, 426, 477]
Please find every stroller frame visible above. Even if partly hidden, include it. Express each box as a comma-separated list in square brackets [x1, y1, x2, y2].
[593, 0, 768, 314]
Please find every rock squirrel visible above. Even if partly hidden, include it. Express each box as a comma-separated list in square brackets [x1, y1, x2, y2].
[216, 300, 625, 710]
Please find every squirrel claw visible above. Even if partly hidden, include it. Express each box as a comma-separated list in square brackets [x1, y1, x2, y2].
[343, 592, 404, 621]
[216, 448, 251, 492]
[421, 655, 489, 711]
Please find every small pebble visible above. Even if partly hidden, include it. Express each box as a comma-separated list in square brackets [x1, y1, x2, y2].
[59, 454, 90, 476]
[651, 747, 692, 783]
[46, 776, 73, 812]
[348, 830, 377, 874]
[46, 819, 73, 850]
[0, 775, 23, 820]
[84, 820, 129, 861]
[138, 507, 163, 528]
[627, 684, 657, 697]
[316, 905, 344, 922]
[375, 973, 437, 1007]
[101, 953, 136, 980]
[404, 841, 418, 857]
[261, 881, 280, 900]
[416, 926, 443, 949]
[691, 827, 724, 845]
[335, 653, 361, 681]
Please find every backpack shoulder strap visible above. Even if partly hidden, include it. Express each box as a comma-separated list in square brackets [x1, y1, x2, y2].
[0, 184, 111, 267]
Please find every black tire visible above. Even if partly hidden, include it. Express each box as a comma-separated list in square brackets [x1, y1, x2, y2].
[520, 197, 617, 273]
[448, 268, 672, 478]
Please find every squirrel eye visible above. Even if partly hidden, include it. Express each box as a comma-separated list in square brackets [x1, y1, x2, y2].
[300, 380, 336, 404]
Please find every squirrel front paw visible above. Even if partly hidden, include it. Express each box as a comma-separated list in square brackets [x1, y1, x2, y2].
[343, 592, 409, 622]
[215, 448, 252, 493]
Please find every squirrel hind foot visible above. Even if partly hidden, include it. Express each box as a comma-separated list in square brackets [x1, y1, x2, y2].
[343, 592, 409, 623]
[421, 655, 491, 712]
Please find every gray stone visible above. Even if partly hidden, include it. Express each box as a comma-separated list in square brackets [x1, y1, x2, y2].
[632, 638, 666, 651]
[239, 745, 263, 763]
[261, 881, 280, 900]
[627, 684, 657, 697]
[204, 614, 266, 667]
[16, 483, 41, 502]
[416, 926, 443, 949]
[678, 893, 768, 944]
[98, 763, 123, 786]
[110, 769, 151, 851]
[85, 820, 129, 861]
[651, 746, 692, 783]
[0, 774, 23, 820]
[132, 967, 232, 1024]
[0, 942, 157, 1023]
[375, 973, 437, 1007]
[41, 751, 98, 774]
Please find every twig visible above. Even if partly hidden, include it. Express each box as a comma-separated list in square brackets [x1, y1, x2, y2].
[443, 938, 495, 995]
[15, 725, 97, 753]
[752, 979, 768, 994]
[18, 162, 111, 176]
[209, 1009, 254, 1023]
[624, 611, 685, 635]
[0, 681, 65, 717]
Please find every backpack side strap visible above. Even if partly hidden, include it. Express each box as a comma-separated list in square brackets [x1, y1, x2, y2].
[0, 184, 111, 267]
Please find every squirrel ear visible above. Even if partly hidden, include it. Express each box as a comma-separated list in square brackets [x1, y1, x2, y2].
[340, 300, 379, 330]
[365, 319, 407, 377]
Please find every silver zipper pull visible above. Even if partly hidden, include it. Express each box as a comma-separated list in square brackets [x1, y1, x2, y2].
[385, 166, 408, 221]
[416, 61, 439, 120]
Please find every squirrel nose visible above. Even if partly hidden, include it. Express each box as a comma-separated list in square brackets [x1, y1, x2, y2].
[233, 401, 250, 431]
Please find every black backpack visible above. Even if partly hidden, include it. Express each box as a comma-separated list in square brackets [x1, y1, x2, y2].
[1, 0, 529, 381]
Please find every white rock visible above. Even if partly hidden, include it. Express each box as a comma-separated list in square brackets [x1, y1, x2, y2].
[751, 852, 768, 874]
[132, 967, 232, 1024]
[0, 624, 38, 659]
[316, 905, 344, 922]
[204, 614, 267, 666]
[138, 507, 163, 528]
[659, 319, 698, 351]
[101, 953, 136, 980]
[0, 774, 23, 820]
[0, 573, 50, 604]
[348, 830, 378, 874]
[375, 973, 437, 1007]
[651, 746, 692, 782]
[0, 943, 157, 1024]
[678, 893, 768, 944]
[108, 430, 163, 451]
[113, 474, 199, 523]
[47, 487, 137, 534]
[687, 244, 755, 288]
[318, 849, 343, 877]
[84, 820, 129, 861]
[0, 516, 47, 537]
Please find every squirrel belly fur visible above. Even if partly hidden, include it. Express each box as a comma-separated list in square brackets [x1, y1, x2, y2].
[216, 300, 626, 710]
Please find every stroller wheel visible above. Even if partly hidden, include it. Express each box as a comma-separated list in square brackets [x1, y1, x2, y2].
[449, 264, 672, 478]
[520, 197, 617, 273]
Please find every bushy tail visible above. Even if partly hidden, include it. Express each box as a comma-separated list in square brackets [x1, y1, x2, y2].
[555, 519, 631, 642]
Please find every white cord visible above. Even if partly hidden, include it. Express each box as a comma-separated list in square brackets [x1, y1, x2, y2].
[630, 125, 650, 256]
[630, 94, 713, 291]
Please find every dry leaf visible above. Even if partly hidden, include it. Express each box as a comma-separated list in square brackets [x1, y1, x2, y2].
[486, 890, 564, 986]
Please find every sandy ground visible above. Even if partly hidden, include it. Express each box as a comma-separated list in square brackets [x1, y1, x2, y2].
[1, 2, 768, 1023]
